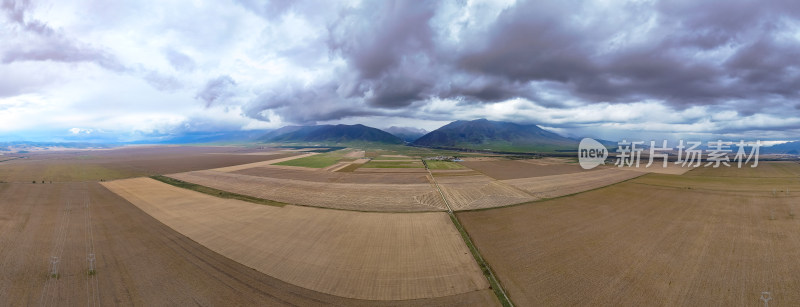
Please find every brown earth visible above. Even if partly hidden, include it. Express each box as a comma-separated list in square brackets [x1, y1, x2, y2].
[0, 181, 497, 306]
[501, 169, 644, 200]
[101, 178, 492, 301]
[460, 159, 588, 180]
[168, 170, 448, 212]
[0, 146, 299, 182]
[434, 174, 536, 211]
[458, 162, 800, 306]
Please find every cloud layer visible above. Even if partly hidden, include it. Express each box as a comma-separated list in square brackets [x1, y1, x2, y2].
[2, 0, 800, 141]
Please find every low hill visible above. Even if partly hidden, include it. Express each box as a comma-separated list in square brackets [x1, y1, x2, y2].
[261, 124, 404, 145]
[412, 119, 576, 152]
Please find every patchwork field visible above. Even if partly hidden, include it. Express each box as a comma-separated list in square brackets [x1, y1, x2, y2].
[458, 162, 800, 306]
[0, 181, 497, 306]
[101, 178, 492, 301]
[232, 166, 429, 184]
[168, 170, 447, 212]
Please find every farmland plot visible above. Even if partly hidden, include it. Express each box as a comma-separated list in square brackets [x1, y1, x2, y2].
[0, 146, 300, 182]
[102, 178, 491, 301]
[502, 168, 644, 200]
[232, 166, 429, 184]
[460, 159, 587, 180]
[459, 162, 800, 306]
[0, 182, 496, 306]
[168, 170, 447, 212]
[434, 174, 536, 211]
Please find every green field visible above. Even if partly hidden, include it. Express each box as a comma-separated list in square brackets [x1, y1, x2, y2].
[272, 150, 350, 168]
[425, 161, 466, 170]
[361, 160, 425, 168]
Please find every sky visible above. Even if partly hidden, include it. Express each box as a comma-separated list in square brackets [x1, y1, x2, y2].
[1, 0, 800, 143]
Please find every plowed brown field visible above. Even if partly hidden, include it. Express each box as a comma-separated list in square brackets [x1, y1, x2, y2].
[502, 168, 643, 199]
[0, 181, 497, 306]
[460, 159, 587, 179]
[0, 146, 300, 182]
[101, 178, 491, 301]
[434, 174, 536, 211]
[168, 170, 447, 211]
[232, 166, 429, 184]
[459, 162, 800, 306]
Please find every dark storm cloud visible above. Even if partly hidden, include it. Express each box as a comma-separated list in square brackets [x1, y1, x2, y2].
[196, 75, 236, 107]
[327, 0, 438, 108]
[243, 79, 390, 124]
[237, 0, 800, 125]
[458, 0, 800, 107]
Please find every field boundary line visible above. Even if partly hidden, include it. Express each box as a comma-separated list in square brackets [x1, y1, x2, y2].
[150, 175, 288, 207]
[423, 159, 514, 307]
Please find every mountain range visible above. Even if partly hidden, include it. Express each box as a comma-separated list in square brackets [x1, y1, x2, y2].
[411, 119, 576, 152]
[260, 124, 404, 144]
[259, 119, 578, 152]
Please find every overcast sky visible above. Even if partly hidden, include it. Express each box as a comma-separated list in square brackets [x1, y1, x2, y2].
[2, 0, 800, 142]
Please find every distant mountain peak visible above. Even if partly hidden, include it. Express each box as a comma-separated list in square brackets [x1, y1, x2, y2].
[412, 119, 576, 152]
[261, 124, 403, 144]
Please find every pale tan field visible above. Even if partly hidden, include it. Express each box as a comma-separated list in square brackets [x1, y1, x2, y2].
[459, 162, 800, 306]
[0, 182, 499, 306]
[434, 174, 536, 211]
[501, 168, 644, 199]
[101, 178, 491, 301]
[168, 170, 448, 212]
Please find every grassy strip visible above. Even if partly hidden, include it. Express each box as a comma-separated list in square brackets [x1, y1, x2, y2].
[150, 175, 286, 207]
[449, 212, 513, 307]
[423, 159, 513, 306]
[273, 150, 352, 168]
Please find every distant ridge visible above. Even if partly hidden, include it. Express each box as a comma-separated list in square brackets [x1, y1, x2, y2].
[261, 124, 404, 144]
[412, 118, 576, 152]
